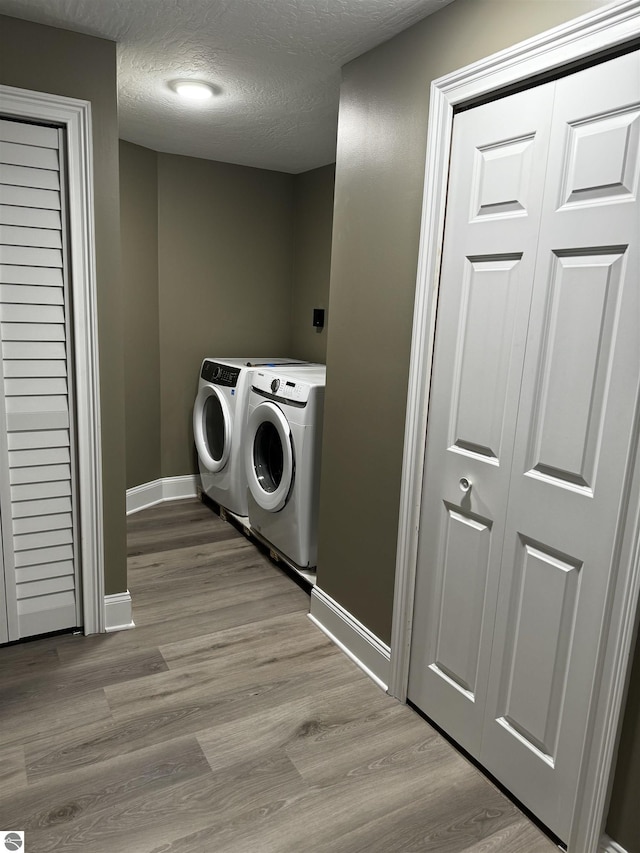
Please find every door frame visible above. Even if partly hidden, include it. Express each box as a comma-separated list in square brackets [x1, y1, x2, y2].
[0, 85, 105, 635]
[390, 2, 640, 851]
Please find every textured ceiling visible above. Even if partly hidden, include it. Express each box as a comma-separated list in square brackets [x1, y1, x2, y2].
[0, 0, 454, 173]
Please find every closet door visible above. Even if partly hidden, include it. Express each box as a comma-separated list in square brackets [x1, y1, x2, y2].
[0, 517, 8, 644]
[407, 82, 556, 754]
[408, 49, 639, 843]
[480, 50, 640, 839]
[0, 118, 80, 640]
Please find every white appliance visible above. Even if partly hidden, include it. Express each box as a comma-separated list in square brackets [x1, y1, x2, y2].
[193, 358, 308, 517]
[244, 365, 326, 568]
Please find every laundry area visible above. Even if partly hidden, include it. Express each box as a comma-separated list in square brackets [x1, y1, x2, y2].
[0, 1, 639, 852]
[193, 358, 325, 585]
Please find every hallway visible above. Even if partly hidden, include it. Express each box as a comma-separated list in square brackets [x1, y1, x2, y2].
[0, 499, 556, 852]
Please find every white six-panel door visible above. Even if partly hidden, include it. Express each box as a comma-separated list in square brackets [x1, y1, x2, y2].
[408, 49, 639, 842]
[0, 117, 81, 641]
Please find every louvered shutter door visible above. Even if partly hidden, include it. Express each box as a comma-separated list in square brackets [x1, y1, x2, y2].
[0, 118, 80, 640]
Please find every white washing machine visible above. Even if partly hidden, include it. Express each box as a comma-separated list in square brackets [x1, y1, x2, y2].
[193, 358, 308, 517]
[244, 365, 326, 568]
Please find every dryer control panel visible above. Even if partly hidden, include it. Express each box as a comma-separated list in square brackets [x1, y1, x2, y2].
[252, 370, 311, 405]
[201, 360, 240, 387]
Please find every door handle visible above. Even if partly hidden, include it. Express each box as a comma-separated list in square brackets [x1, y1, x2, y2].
[459, 477, 472, 493]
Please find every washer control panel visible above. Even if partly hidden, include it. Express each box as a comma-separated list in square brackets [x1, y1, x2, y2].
[201, 360, 240, 387]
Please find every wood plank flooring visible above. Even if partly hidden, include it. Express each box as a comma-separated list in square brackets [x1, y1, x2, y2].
[0, 499, 558, 852]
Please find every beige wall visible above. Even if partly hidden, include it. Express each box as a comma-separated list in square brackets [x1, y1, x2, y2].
[317, 0, 638, 847]
[157, 153, 295, 477]
[120, 141, 161, 490]
[291, 165, 335, 363]
[0, 15, 126, 595]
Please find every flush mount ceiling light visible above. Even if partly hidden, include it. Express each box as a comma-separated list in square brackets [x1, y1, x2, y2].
[170, 80, 218, 103]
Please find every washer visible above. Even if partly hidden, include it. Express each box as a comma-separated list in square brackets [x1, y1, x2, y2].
[193, 357, 308, 517]
[244, 365, 326, 568]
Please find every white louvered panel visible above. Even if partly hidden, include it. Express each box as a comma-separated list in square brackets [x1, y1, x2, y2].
[6, 396, 68, 414]
[3, 341, 66, 359]
[5, 378, 67, 397]
[0, 142, 58, 170]
[10, 446, 70, 468]
[0, 284, 64, 305]
[10, 464, 71, 486]
[14, 527, 73, 552]
[1, 323, 65, 341]
[0, 265, 63, 286]
[12, 496, 72, 518]
[0, 185, 60, 211]
[3, 360, 67, 378]
[0, 120, 58, 149]
[17, 575, 75, 612]
[0, 225, 62, 249]
[0, 246, 62, 268]
[0, 205, 61, 229]
[11, 480, 72, 502]
[1, 304, 65, 324]
[17, 575, 75, 600]
[7, 429, 69, 450]
[5, 411, 69, 432]
[13, 543, 73, 569]
[13, 512, 72, 535]
[0, 164, 60, 191]
[16, 559, 74, 583]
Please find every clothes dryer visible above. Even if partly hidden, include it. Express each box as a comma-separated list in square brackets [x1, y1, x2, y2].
[193, 358, 308, 517]
[244, 365, 326, 568]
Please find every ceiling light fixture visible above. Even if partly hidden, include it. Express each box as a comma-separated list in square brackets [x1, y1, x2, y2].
[170, 80, 217, 103]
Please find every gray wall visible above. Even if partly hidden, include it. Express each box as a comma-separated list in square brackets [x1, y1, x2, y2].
[119, 150, 336, 490]
[0, 15, 126, 595]
[157, 153, 296, 478]
[316, 0, 638, 848]
[291, 165, 335, 363]
[120, 141, 161, 491]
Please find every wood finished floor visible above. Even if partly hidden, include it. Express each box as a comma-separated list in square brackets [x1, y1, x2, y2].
[0, 499, 558, 853]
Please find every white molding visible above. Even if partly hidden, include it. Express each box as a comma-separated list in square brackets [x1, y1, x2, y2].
[126, 475, 198, 515]
[309, 586, 390, 691]
[390, 4, 640, 853]
[104, 590, 134, 632]
[0, 85, 105, 635]
[599, 835, 629, 853]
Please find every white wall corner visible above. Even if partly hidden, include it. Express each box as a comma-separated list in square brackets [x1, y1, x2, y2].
[309, 586, 391, 691]
[126, 475, 199, 515]
[599, 835, 629, 853]
[104, 590, 134, 632]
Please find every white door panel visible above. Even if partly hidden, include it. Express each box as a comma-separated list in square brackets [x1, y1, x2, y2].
[409, 49, 640, 843]
[408, 81, 556, 755]
[481, 50, 640, 839]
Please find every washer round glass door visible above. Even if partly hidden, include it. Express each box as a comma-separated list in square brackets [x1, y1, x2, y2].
[193, 385, 232, 472]
[245, 402, 293, 512]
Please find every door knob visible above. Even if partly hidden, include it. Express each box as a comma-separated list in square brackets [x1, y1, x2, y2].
[459, 477, 471, 492]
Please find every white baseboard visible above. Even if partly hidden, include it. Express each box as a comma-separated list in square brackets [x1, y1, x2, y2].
[104, 590, 134, 632]
[309, 586, 390, 691]
[126, 475, 198, 515]
[600, 836, 629, 853]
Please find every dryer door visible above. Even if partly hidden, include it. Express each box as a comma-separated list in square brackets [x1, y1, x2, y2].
[193, 385, 232, 473]
[245, 402, 293, 512]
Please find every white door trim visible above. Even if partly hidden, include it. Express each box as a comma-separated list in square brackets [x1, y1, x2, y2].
[0, 85, 105, 635]
[390, 3, 640, 852]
